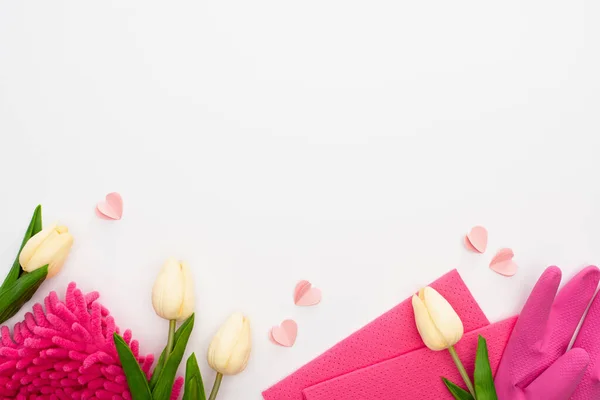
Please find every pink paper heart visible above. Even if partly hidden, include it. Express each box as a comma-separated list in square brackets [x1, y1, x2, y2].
[270, 320, 298, 347]
[268, 330, 278, 345]
[490, 260, 518, 276]
[294, 280, 322, 307]
[96, 192, 123, 220]
[465, 225, 488, 253]
[490, 248, 517, 276]
[464, 235, 479, 253]
[490, 248, 514, 265]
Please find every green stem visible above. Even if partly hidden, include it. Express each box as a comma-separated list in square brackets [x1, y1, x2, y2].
[163, 320, 176, 368]
[208, 373, 223, 400]
[448, 345, 476, 399]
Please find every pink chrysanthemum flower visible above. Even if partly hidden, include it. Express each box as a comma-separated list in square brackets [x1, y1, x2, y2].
[0, 282, 183, 399]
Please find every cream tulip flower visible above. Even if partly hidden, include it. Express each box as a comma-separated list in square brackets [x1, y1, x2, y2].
[208, 312, 252, 375]
[206, 313, 252, 400]
[151, 258, 195, 321]
[412, 286, 464, 351]
[19, 224, 74, 278]
[412, 286, 474, 397]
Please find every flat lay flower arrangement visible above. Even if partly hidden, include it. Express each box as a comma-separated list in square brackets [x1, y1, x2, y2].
[408, 266, 600, 400]
[407, 233, 600, 400]
[3, 205, 600, 400]
[263, 229, 600, 399]
[0, 206, 251, 399]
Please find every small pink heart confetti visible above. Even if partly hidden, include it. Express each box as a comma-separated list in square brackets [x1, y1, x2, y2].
[490, 248, 518, 276]
[465, 226, 488, 253]
[268, 329, 278, 345]
[96, 192, 123, 220]
[294, 280, 322, 306]
[270, 319, 298, 347]
[464, 235, 479, 253]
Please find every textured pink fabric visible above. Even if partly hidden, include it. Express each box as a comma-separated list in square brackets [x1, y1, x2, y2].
[0, 282, 183, 399]
[262, 269, 489, 400]
[495, 266, 599, 400]
[303, 317, 516, 400]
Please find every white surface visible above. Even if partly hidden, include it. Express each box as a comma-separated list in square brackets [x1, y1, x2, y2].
[1, 1, 600, 398]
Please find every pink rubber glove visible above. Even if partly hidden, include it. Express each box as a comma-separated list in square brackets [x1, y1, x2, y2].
[495, 266, 600, 400]
[571, 270, 600, 399]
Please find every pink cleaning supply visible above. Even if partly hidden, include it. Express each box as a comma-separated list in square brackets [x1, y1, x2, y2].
[572, 266, 600, 399]
[0, 282, 183, 399]
[302, 317, 517, 400]
[262, 269, 490, 400]
[495, 266, 599, 400]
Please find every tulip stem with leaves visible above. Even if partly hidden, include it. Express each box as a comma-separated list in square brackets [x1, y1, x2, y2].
[412, 286, 498, 400]
[117, 259, 252, 400]
[118, 258, 207, 399]
[448, 346, 476, 398]
[116, 314, 198, 400]
[442, 336, 498, 400]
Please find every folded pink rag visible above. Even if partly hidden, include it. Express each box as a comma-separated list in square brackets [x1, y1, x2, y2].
[262, 269, 491, 400]
[303, 317, 517, 399]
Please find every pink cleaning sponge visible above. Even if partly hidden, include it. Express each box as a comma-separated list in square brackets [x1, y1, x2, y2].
[0, 282, 183, 399]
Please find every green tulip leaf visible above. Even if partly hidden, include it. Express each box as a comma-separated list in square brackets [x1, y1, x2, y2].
[1, 205, 43, 291]
[114, 333, 152, 400]
[185, 377, 200, 400]
[183, 353, 206, 400]
[149, 314, 195, 390]
[0, 265, 48, 323]
[152, 314, 195, 400]
[474, 335, 498, 400]
[443, 378, 475, 400]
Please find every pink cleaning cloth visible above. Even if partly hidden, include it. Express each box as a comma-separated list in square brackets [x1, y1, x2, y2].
[262, 269, 490, 400]
[303, 317, 517, 400]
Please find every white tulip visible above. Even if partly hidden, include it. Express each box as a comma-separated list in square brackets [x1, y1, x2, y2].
[19, 224, 74, 278]
[207, 312, 252, 375]
[151, 258, 195, 321]
[412, 286, 464, 351]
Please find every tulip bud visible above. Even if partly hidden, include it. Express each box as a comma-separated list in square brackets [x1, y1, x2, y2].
[207, 312, 252, 375]
[152, 258, 194, 321]
[19, 224, 74, 278]
[412, 286, 464, 351]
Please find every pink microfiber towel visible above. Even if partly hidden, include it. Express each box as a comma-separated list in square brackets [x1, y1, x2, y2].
[262, 269, 490, 400]
[0, 282, 183, 399]
[303, 317, 517, 400]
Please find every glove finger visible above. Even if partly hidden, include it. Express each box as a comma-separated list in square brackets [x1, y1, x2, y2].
[525, 348, 589, 400]
[571, 283, 600, 400]
[513, 266, 562, 349]
[496, 267, 562, 389]
[546, 266, 600, 353]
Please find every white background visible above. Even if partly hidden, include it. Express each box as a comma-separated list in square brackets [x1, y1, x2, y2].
[1, 1, 600, 399]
